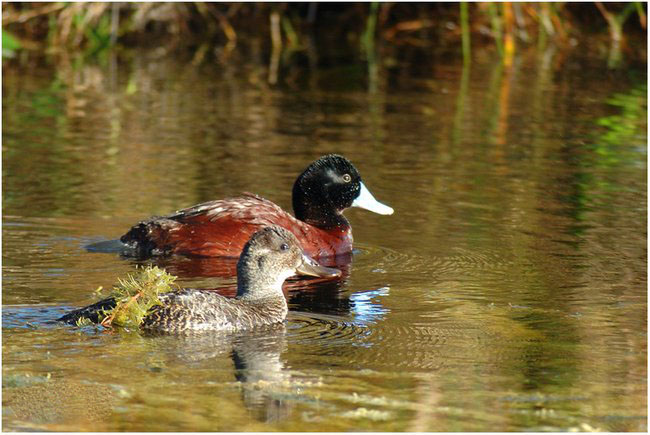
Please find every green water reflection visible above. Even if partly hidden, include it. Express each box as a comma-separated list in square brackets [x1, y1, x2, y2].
[2, 46, 647, 431]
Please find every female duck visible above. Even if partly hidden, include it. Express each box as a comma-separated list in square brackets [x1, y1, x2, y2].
[120, 154, 393, 258]
[60, 226, 340, 333]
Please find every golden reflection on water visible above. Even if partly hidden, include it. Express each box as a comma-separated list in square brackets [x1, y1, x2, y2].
[2, 45, 647, 431]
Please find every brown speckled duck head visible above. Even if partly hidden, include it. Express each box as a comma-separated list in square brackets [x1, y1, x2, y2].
[236, 226, 341, 301]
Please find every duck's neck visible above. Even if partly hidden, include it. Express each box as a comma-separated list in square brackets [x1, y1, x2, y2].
[235, 264, 289, 302]
[292, 182, 350, 230]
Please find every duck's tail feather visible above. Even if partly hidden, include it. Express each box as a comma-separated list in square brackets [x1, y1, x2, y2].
[57, 297, 117, 325]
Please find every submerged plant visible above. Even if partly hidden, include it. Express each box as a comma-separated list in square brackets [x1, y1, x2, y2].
[77, 266, 178, 329]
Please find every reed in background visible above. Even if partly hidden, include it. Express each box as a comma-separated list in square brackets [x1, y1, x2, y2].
[3, 2, 647, 69]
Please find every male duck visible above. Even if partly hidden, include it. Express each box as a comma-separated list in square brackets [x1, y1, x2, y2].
[60, 226, 340, 333]
[120, 154, 394, 258]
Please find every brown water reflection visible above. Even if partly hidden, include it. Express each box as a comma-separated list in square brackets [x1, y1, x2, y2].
[2, 45, 647, 431]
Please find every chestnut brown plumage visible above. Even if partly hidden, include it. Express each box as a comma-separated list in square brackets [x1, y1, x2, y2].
[119, 155, 393, 258]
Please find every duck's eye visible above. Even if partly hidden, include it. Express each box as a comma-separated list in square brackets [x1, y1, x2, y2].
[280, 243, 289, 252]
[342, 174, 352, 183]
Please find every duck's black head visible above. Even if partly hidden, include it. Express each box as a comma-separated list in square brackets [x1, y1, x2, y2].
[236, 226, 340, 300]
[291, 154, 394, 228]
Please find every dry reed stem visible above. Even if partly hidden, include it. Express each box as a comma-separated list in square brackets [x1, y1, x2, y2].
[2, 3, 65, 25]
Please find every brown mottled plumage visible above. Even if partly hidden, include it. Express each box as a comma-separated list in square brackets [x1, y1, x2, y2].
[60, 226, 340, 333]
[140, 290, 289, 332]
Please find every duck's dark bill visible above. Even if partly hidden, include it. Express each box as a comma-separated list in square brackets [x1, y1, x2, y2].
[296, 254, 341, 278]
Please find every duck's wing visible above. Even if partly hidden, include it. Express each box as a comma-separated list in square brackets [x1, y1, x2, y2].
[181, 193, 317, 241]
[141, 289, 249, 332]
[167, 193, 290, 226]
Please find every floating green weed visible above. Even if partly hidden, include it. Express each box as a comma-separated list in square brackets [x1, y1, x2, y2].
[75, 316, 95, 328]
[101, 266, 177, 329]
[73, 266, 178, 329]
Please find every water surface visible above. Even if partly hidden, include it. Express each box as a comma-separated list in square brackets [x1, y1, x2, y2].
[2, 48, 646, 431]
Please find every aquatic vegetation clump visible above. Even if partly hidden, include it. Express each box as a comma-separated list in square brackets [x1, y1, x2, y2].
[75, 316, 95, 328]
[99, 266, 178, 329]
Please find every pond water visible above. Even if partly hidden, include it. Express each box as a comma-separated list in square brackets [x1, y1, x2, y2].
[2, 45, 647, 431]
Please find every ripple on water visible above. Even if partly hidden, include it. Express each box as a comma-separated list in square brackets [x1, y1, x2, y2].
[287, 312, 373, 348]
[296, 320, 542, 370]
[354, 243, 517, 283]
[2, 305, 69, 330]
[286, 313, 451, 370]
[285, 273, 545, 372]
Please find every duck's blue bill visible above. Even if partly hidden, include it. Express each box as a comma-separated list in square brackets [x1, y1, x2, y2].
[352, 182, 394, 215]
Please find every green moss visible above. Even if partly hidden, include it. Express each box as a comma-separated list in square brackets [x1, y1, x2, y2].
[98, 266, 178, 329]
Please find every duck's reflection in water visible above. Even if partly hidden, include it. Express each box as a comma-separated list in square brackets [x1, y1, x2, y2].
[231, 326, 293, 423]
[147, 325, 298, 423]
